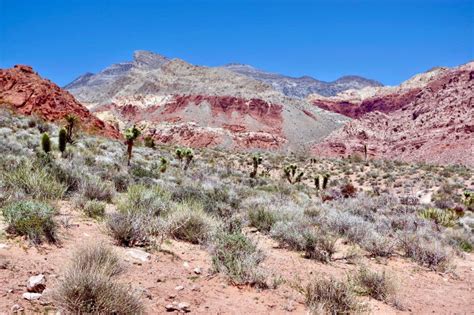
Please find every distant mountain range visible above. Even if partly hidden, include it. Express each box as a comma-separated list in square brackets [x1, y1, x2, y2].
[222, 63, 383, 98]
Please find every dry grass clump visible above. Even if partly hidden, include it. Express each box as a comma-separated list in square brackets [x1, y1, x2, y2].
[301, 276, 365, 314]
[54, 243, 143, 314]
[106, 211, 152, 247]
[352, 267, 396, 302]
[400, 233, 452, 271]
[248, 207, 277, 233]
[80, 176, 115, 203]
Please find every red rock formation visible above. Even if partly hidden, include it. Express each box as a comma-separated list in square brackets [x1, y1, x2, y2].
[313, 63, 474, 166]
[0, 65, 120, 138]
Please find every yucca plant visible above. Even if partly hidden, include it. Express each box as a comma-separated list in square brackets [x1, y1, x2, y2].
[419, 208, 458, 227]
[176, 147, 194, 170]
[159, 157, 168, 173]
[41, 133, 51, 153]
[58, 128, 67, 154]
[124, 126, 141, 166]
[283, 164, 304, 184]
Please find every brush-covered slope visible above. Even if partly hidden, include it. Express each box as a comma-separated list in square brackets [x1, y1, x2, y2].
[312, 62, 474, 166]
[0, 65, 120, 138]
[66, 50, 349, 150]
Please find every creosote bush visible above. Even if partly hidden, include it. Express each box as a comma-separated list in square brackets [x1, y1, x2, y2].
[1, 200, 57, 244]
[54, 243, 143, 314]
[83, 200, 106, 219]
[248, 207, 277, 233]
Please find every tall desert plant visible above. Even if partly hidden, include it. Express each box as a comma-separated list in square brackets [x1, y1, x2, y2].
[124, 126, 141, 166]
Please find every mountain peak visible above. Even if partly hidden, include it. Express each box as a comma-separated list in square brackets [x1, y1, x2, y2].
[133, 50, 169, 69]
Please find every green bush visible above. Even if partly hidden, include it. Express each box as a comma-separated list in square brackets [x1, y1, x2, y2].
[58, 128, 67, 153]
[41, 133, 51, 153]
[3, 161, 66, 201]
[248, 207, 276, 233]
[84, 200, 106, 219]
[1, 200, 57, 244]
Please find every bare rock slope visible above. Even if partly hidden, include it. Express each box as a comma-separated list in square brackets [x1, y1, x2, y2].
[0, 65, 120, 138]
[66, 50, 349, 150]
[312, 62, 474, 166]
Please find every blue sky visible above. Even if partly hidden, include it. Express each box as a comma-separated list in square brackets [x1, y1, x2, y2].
[1, 0, 473, 86]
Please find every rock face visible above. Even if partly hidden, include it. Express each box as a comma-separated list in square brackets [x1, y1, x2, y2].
[0, 65, 120, 138]
[66, 50, 349, 150]
[312, 62, 474, 166]
[223, 64, 382, 98]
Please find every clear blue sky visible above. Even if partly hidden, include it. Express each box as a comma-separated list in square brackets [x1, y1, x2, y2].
[1, 0, 473, 86]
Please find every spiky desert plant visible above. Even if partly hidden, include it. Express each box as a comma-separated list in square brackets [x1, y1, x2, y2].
[124, 126, 141, 166]
[41, 133, 51, 153]
[64, 114, 78, 143]
[175, 148, 184, 161]
[363, 144, 368, 162]
[250, 154, 263, 178]
[159, 157, 168, 173]
[144, 135, 155, 148]
[322, 173, 330, 189]
[283, 164, 304, 184]
[58, 128, 67, 154]
[183, 148, 194, 171]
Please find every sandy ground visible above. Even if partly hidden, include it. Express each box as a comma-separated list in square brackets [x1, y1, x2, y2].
[0, 202, 473, 314]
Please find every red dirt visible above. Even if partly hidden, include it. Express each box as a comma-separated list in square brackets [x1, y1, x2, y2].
[0, 65, 120, 139]
[1, 202, 472, 314]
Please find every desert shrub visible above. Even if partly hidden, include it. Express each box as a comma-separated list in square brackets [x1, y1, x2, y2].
[80, 176, 115, 202]
[84, 200, 106, 219]
[419, 208, 458, 227]
[112, 172, 131, 192]
[248, 207, 277, 233]
[340, 183, 357, 198]
[303, 232, 337, 263]
[270, 220, 309, 250]
[400, 233, 452, 271]
[165, 203, 219, 244]
[41, 133, 51, 153]
[106, 212, 151, 247]
[302, 276, 364, 314]
[211, 231, 267, 288]
[362, 232, 397, 257]
[54, 244, 142, 314]
[3, 161, 66, 201]
[118, 184, 168, 216]
[353, 267, 396, 302]
[1, 200, 57, 244]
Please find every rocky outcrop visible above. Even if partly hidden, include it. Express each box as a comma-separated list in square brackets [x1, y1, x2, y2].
[0, 65, 120, 138]
[313, 62, 474, 166]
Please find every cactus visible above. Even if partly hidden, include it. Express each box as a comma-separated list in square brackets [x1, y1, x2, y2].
[159, 157, 168, 173]
[58, 128, 67, 153]
[64, 114, 77, 143]
[322, 173, 330, 189]
[250, 154, 263, 178]
[314, 176, 320, 190]
[41, 133, 51, 153]
[284, 164, 304, 184]
[364, 144, 368, 162]
[124, 126, 141, 166]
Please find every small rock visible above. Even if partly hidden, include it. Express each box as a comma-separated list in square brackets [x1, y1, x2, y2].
[175, 285, 184, 291]
[126, 249, 151, 262]
[22, 292, 42, 300]
[0, 243, 9, 249]
[27, 274, 46, 293]
[193, 267, 201, 275]
[178, 302, 191, 312]
[191, 284, 201, 291]
[165, 304, 176, 311]
[183, 261, 190, 268]
[11, 304, 23, 312]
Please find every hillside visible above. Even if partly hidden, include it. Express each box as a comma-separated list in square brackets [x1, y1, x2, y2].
[312, 62, 474, 166]
[65, 51, 349, 150]
[0, 65, 120, 138]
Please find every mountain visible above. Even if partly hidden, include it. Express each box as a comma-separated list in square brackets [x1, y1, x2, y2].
[312, 62, 474, 166]
[0, 65, 120, 138]
[65, 50, 349, 150]
[222, 63, 383, 98]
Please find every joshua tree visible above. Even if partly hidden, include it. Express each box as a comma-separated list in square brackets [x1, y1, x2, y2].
[41, 133, 51, 153]
[250, 154, 263, 178]
[363, 144, 368, 162]
[284, 164, 304, 184]
[175, 147, 194, 170]
[64, 114, 78, 143]
[124, 126, 141, 166]
[58, 128, 67, 154]
[314, 173, 330, 190]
